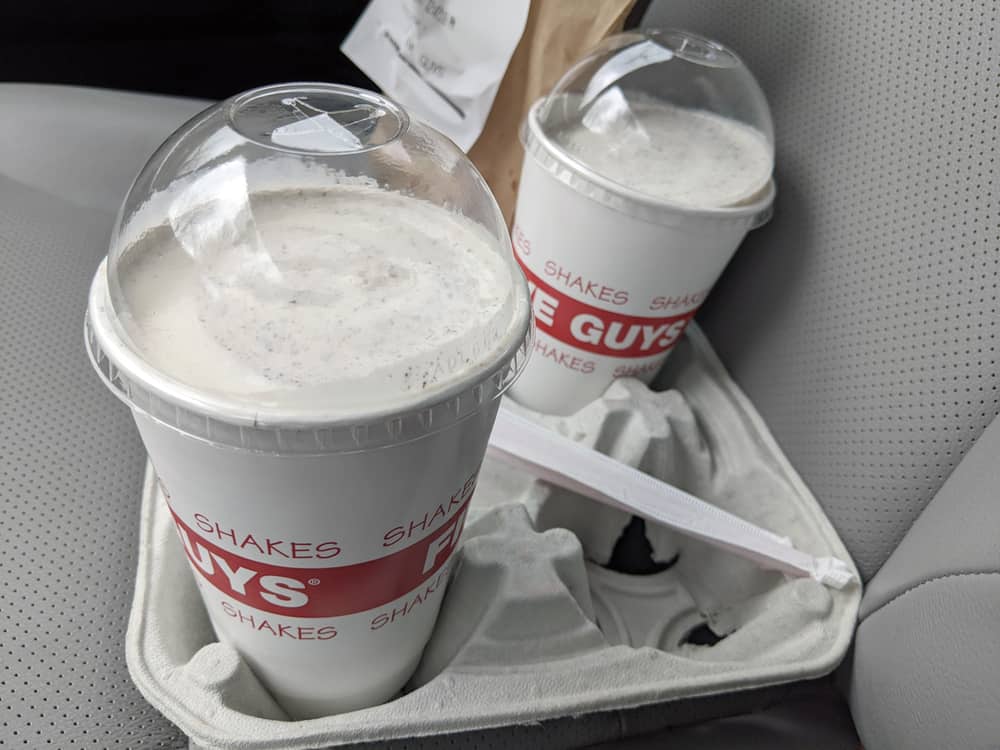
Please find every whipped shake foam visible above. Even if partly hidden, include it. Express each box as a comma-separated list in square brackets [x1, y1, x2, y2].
[552, 95, 773, 208]
[117, 185, 518, 411]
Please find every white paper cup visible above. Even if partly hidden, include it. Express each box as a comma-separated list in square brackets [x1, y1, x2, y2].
[83, 84, 532, 719]
[86, 263, 530, 718]
[508, 100, 774, 416]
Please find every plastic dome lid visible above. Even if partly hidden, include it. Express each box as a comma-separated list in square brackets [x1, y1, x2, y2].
[524, 29, 775, 219]
[92, 83, 531, 430]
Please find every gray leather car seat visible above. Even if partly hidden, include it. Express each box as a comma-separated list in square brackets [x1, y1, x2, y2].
[0, 87, 208, 750]
[1, 0, 997, 746]
[643, 0, 1000, 748]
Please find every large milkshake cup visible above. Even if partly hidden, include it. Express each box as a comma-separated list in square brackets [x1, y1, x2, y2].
[84, 84, 531, 719]
[508, 30, 775, 415]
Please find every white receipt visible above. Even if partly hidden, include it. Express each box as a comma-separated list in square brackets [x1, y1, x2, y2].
[487, 404, 858, 589]
[341, 0, 530, 151]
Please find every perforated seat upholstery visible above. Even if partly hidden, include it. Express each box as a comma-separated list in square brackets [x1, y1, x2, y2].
[645, 0, 1000, 581]
[643, 1, 1000, 748]
[0, 86, 206, 749]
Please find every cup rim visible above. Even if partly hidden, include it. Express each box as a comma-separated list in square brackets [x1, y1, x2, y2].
[86, 261, 533, 452]
[522, 99, 776, 228]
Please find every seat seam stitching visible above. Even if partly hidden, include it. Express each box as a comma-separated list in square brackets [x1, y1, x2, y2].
[864, 413, 1000, 581]
[862, 570, 1000, 622]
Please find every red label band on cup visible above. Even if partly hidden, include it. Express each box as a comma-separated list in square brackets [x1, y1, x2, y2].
[514, 255, 698, 359]
[169, 501, 469, 618]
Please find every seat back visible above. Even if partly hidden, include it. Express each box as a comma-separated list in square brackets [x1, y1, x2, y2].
[0, 85, 209, 749]
[644, 0, 999, 581]
[642, 2, 1000, 747]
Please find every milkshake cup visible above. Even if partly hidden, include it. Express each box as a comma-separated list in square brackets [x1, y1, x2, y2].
[508, 29, 775, 415]
[85, 83, 532, 719]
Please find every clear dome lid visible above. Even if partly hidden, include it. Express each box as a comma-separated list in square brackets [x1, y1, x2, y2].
[525, 29, 775, 215]
[102, 83, 530, 425]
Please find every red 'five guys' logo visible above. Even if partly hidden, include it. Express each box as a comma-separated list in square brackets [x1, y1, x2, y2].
[514, 251, 697, 359]
[170, 500, 469, 618]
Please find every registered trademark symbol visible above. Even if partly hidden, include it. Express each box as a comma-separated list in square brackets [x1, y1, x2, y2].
[308, 578, 321, 586]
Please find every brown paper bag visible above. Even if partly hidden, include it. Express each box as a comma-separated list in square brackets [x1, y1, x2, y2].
[469, 0, 638, 226]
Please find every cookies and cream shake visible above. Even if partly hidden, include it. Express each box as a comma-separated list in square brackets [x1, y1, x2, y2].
[85, 83, 531, 718]
[116, 185, 519, 410]
[508, 30, 775, 415]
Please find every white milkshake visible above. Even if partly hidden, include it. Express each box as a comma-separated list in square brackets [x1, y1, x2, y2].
[552, 94, 773, 208]
[508, 32, 775, 415]
[86, 83, 532, 718]
[117, 186, 518, 410]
